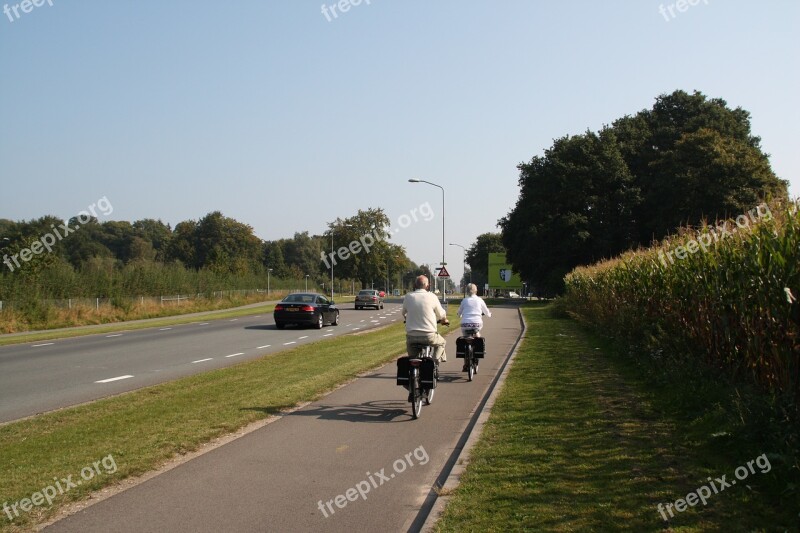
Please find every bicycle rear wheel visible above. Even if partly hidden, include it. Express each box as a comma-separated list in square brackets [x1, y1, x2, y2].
[467, 345, 474, 381]
[411, 371, 422, 419]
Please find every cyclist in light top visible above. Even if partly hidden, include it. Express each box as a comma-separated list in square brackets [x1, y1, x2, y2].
[403, 275, 449, 363]
[457, 283, 491, 337]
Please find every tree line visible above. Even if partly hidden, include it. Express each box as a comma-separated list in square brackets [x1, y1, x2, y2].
[0, 207, 426, 301]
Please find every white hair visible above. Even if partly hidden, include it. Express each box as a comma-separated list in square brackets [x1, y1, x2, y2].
[467, 283, 478, 295]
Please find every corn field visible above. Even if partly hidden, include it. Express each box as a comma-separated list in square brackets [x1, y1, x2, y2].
[561, 199, 800, 412]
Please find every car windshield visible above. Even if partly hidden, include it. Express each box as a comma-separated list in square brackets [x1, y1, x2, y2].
[283, 294, 315, 303]
[358, 290, 375, 296]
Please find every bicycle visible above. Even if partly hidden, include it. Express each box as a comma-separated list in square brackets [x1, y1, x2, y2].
[397, 318, 448, 419]
[407, 343, 438, 418]
[457, 324, 485, 382]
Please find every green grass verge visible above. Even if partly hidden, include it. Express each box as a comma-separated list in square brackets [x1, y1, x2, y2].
[0, 307, 457, 532]
[0, 296, 358, 347]
[0, 303, 280, 347]
[434, 304, 796, 532]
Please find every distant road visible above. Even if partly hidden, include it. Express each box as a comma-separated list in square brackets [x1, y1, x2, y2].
[0, 304, 403, 423]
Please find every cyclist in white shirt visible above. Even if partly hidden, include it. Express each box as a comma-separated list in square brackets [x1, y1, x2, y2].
[457, 283, 491, 337]
[402, 275, 450, 363]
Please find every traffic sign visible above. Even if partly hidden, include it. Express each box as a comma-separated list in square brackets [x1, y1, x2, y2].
[437, 266, 450, 278]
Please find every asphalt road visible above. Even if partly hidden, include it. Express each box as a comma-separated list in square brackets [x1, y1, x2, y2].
[45, 307, 523, 533]
[0, 303, 404, 423]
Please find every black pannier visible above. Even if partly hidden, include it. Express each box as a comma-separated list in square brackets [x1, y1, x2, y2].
[420, 357, 437, 389]
[456, 336, 485, 358]
[396, 356, 410, 388]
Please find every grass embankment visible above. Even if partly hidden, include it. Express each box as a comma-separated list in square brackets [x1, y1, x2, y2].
[0, 295, 358, 347]
[0, 307, 457, 532]
[0, 292, 290, 335]
[435, 304, 796, 532]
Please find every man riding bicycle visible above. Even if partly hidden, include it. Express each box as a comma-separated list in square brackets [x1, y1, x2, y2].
[402, 275, 450, 363]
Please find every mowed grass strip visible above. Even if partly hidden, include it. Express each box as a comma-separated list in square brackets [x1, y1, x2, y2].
[0, 296, 360, 347]
[0, 312, 458, 532]
[434, 305, 792, 532]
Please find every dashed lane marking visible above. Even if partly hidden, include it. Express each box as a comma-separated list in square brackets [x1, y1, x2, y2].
[95, 375, 133, 384]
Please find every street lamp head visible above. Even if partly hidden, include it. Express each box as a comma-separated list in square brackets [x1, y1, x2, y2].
[408, 178, 420, 183]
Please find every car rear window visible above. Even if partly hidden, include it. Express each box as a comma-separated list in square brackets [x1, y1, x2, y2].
[284, 294, 314, 303]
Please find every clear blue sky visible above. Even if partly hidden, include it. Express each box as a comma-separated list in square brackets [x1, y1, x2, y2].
[1, 0, 798, 284]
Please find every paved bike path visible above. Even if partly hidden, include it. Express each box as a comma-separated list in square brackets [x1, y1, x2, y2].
[46, 307, 522, 533]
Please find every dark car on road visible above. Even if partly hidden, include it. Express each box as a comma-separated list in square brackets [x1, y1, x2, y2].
[355, 289, 384, 310]
[273, 293, 340, 329]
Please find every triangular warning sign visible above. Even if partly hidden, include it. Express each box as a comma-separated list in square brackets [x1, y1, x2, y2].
[437, 266, 450, 277]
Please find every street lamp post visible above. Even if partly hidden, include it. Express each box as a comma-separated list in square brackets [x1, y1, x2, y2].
[409, 178, 446, 303]
[267, 268, 273, 296]
[305, 275, 309, 292]
[449, 243, 467, 297]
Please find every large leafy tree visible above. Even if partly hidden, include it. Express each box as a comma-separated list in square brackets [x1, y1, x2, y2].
[501, 127, 639, 293]
[323, 208, 397, 288]
[501, 89, 788, 294]
[193, 212, 263, 274]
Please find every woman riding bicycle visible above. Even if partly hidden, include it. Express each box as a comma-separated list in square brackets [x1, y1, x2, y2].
[457, 283, 491, 337]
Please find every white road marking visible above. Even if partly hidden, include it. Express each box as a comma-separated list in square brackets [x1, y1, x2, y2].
[192, 358, 213, 364]
[95, 375, 133, 384]
[32, 343, 54, 347]
[323, 333, 333, 337]
[105, 334, 123, 338]
[283, 341, 296, 346]
[257, 345, 271, 349]
[344, 324, 352, 327]
[254, 315, 261, 318]
[199, 323, 209, 325]
[159, 328, 172, 331]
[352, 327, 361, 331]
[298, 336, 309, 340]
[371, 320, 379, 323]
[225, 352, 244, 358]
[229, 319, 238, 322]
